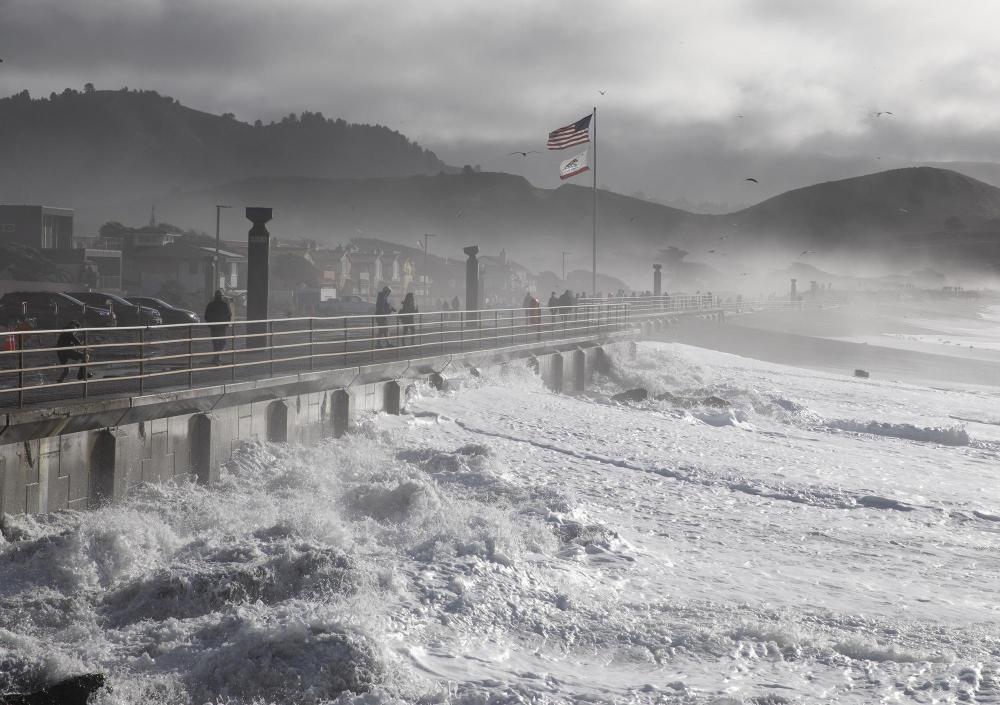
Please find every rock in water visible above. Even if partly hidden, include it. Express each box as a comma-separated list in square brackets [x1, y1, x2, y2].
[854, 369, 870, 378]
[702, 396, 730, 408]
[4, 674, 107, 705]
[612, 388, 648, 403]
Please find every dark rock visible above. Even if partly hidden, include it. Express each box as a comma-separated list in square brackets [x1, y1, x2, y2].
[702, 395, 730, 408]
[654, 391, 680, 403]
[854, 369, 870, 378]
[612, 388, 648, 403]
[4, 674, 107, 705]
[428, 372, 446, 390]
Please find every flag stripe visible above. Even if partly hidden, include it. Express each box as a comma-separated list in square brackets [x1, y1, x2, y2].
[547, 113, 592, 150]
[559, 164, 589, 180]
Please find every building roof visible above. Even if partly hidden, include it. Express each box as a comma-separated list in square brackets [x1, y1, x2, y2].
[129, 242, 246, 261]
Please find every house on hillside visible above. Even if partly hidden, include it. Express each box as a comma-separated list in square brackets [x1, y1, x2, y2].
[479, 249, 535, 307]
[343, 248, 384, 299]
[311, 246, 352, 296]
[0, 205, 74, 249]
[128, 242, 245, 306]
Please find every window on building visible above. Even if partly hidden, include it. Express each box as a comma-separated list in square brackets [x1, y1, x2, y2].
[41, 216, 55, 248]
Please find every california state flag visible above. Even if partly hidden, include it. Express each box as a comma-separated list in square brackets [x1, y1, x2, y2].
[558, 149, 589, 180]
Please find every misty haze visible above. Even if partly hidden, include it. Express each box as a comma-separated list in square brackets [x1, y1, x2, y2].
[1, 3, 1000, 705]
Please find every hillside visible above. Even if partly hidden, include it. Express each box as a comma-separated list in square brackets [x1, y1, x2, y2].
[0, 87, 450, 205]
[94, 166, 1000, 286]
[725, 167, 1000, 247]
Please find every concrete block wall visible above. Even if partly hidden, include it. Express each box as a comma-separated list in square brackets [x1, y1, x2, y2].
[0, 342, 624, 515]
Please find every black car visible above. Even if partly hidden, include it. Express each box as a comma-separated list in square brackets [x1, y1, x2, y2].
[126, 296, 200, 325]
[69, 292, 162, 327]
[0, 291, 114, 329]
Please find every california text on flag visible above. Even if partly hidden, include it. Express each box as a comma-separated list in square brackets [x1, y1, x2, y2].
[547, 114, 592, 150]
[559, 149, 590, 180]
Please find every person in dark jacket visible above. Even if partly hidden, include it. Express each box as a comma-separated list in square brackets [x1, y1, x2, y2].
[451, 295, 461, 311]
[558, 289, 575, 324]
[399, 293, 418, 347]
[56, 321, 90, 382]
[522, 292, 541, 341]
[204, 289, 233, 364]
[375, 286, 395, 348]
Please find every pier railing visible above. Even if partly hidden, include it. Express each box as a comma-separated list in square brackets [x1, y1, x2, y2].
[0, 293, 845, 409]
[0, 302, 632, 409]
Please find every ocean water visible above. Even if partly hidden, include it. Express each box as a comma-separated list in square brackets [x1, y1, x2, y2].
[2, 342, 1000, 704]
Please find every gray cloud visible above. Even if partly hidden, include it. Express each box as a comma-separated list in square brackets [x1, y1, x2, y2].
[3, 0, 1000, 202]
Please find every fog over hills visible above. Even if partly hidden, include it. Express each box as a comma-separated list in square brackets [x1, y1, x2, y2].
[5, 88, 1000, 286]
[94, 166, 1000, 288]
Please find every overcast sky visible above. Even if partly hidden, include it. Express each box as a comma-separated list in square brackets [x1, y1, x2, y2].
[3, 0, 1000, 205]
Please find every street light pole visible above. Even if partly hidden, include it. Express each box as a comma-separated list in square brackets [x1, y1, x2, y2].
[561, 251, 571, 282]
[215, 204, 232, 290]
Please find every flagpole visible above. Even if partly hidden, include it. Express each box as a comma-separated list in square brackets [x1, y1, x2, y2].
[592, 106, 597, 297]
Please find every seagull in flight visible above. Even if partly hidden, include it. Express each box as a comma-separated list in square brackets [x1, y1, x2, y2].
[875, 111, 894, 117]
[800, 249, 816, 256]
[598, 89, 607, 95]
[508, 150, 540, 157]
[745, 177, 758, 183]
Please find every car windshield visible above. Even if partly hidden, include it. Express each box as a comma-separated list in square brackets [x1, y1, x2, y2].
[73, 292, 132, 307]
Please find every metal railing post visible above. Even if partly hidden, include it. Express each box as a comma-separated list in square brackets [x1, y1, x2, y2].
[82, 328, 89, 399]
[268, 320, 274, 377]
[16, 333, 24, 409]
[440, 312, 444, 355]
[138, 328, 145, 394]
[309, 318, 315, 372]
[231, 324, 237, 382]
[343, 317, 348, 367]
[188, 324, 194, 388]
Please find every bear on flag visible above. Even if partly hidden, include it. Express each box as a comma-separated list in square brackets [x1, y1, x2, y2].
[559, 149, 590, 180]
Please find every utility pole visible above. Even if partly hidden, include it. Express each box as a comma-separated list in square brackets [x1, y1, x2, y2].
[561, 251, 571, 282]
[214, 204, 232, 291]
[421, 233, 436, 299]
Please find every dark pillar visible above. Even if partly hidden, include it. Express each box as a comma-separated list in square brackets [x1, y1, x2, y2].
[464, 246, 480, 320]
[189, 414, 214, 485]
[246, 208, 273, 347]
[653, 264, 662, 297]
[573, 349, 586, 391]
[790, 278, 797, 301]
[266, 400, 288, 443]
[384, 380, 403, 415]
[332, 389, 354, 437]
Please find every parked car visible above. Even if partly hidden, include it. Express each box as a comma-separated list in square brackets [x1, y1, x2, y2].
[0, 291, 114, 329]
[126, 296, 200, 324]
[317, 295, 375, 316]
[69, 292, 162, 327]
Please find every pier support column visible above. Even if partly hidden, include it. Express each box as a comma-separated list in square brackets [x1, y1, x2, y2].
[384, 381, 403, 415]
[90, 429, 126, 506]
[544, 353, 564, 392]
[653, 264, 662, 297]
[573, 349, 586, 391]
[266, 400, 288, 443]
[189, 413, 218, 485]
[332, 389, 354, 437]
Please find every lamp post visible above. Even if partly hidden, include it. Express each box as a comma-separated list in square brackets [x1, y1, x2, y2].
[420, 233, 436, 298]
[214, 204, 232, 290]
[561, 251, 571, 282]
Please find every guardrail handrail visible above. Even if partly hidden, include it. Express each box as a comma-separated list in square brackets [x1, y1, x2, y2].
[0, 293, 844, 410]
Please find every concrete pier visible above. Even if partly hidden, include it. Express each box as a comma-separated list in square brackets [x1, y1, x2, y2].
[0, 340, 626, 515]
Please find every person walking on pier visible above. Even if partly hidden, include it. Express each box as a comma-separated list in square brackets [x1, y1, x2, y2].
[375, 286, 395, 348]
[204, 289, 233, 365]
[523, 292, 541, 341]
[399, 292, 418, 348]
[558, 289, 574, 325]
[55, 321, 90, 383]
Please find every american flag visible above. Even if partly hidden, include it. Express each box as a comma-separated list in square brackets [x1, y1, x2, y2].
[547, 113, 592, 150]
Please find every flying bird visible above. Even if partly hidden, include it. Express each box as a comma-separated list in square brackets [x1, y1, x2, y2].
[875, 111, 894, 117]
[455, 210, 464, 219]
[628, 216, 636, 222]
[598, 90, 607, 95]
[745, 177, 758, 183]
[707, 249, 716, 254]
[508, 151, 540, 157]
[800, 249, 816, 256]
